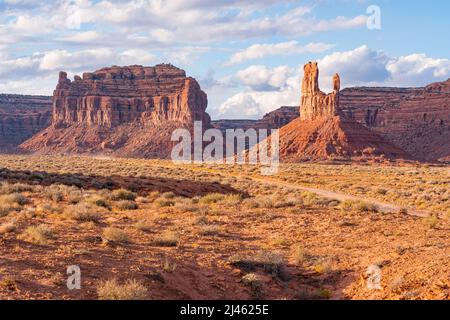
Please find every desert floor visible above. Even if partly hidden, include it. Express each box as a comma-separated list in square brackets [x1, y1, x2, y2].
[0, 155, 449, 300]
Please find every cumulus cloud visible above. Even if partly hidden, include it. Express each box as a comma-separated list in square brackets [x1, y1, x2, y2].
[216, 69, 300, 119]
[216, 46, 450, 119]
[235, 65, 293, 91]
[227, 41, 334, 65]
[0, 1, 367, 46]
[318, 45, 450, 89]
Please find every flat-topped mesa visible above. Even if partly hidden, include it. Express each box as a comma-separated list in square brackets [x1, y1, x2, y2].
[52, 64, 209, 127]
[300, 61, 340, 121]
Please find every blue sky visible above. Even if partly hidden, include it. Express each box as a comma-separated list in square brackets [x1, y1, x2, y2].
[0, 0, 449, 119]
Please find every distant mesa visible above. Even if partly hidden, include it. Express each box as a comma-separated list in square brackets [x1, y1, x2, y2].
[20, 64, 210, 158]
[0, 94, 52, 152]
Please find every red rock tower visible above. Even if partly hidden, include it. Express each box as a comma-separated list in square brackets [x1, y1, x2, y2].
[300, 62, 340, 121]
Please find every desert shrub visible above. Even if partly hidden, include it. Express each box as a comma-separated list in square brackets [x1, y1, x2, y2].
[301, 191, 319, 206]
[0, 222, 16, 234]
[161, 257, 177, 273]
[229, 250, 284, 276]
[0, 193, 29, 206]
[86, 195, 109, 208]
[154, 198, 175, 207]
[116, 200, 138, 211]
[151, 231, 179, 247]
[259, 197, 275, 209]
[222, 194, 243, 206]
[67, 190, 83, 204]
[423, 215, 439, 229]
[65, 202, 102, 222]
[174, 198, 198, 212]
[198, 225, 221, 236]
[38, 202, 62, 214]
[160, 192, 175, 199]
[102, 227, 130, 244]
[111, 189, 136, 201]
[242, 273, 263, 297]
[134, 220, 152, 232]
[0, 204, 17, 217]
[340, 200, 378, 213]
[398, 207, 409, 215]
[0, 183, 34, 194]
[193, 215, 209, 226]
[20, 224, 54, 245]
[44, 185, 65, 202]
[97, 279, 147, 300]
[292, 244, 306, 266]
[243, 198, 259, 209]
[274, 199, 296, 208]
[199, 193, 225, 204]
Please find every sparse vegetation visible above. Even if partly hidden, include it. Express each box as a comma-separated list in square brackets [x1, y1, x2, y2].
[0, 155, 448, 300]
[97, 279, 147, 300]
[151, 231, 179, 247]
[20, 224, 54, 245]
[102, 227, 130, 244]
[111, 189, 137, 201]
[65, 202, 102, 222]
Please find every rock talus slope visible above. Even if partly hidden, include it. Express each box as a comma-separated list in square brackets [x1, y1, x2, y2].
[20, 64, 210, 158]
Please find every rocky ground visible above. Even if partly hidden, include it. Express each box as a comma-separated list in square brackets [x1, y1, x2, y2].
[0, 156, 448, 300]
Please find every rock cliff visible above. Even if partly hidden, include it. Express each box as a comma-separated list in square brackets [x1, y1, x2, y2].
[0, 95, 52, 152]
[20, 64, 211, 158]
[340, 79, 450, 161]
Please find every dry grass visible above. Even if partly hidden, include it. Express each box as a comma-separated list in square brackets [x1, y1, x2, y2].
[151, 231, 179, 247]
[97, 279, 147, 300]
[102, 227, 130, 244]
[19, 224, 54, 245]
[64, 202, 103, 222]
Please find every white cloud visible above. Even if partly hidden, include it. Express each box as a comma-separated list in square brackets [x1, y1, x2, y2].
[318, 45, 450, 89]
[235, 65, 293, 91]
[318, 45, 390, 90]
[386, 54, 450, 87]
[216, 68, 300, 119]
[39, 49, 115, 71]
[216, 46, 450, 119]
[227, 41, 334, 65]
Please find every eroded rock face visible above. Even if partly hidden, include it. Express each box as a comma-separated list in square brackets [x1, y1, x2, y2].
[340, 79, 450, 161]
[52, 65, 209, 127]
[277, 62, 410, 161]
[300, 62, 340, 121]
[21, 64, 211, 158]
[0, 95, 52, 152]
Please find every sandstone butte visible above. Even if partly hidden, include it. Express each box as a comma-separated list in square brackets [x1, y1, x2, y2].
[20, 64, 210, 158]
[6, 62, 449, 162]
[278, 62, 411, 162]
